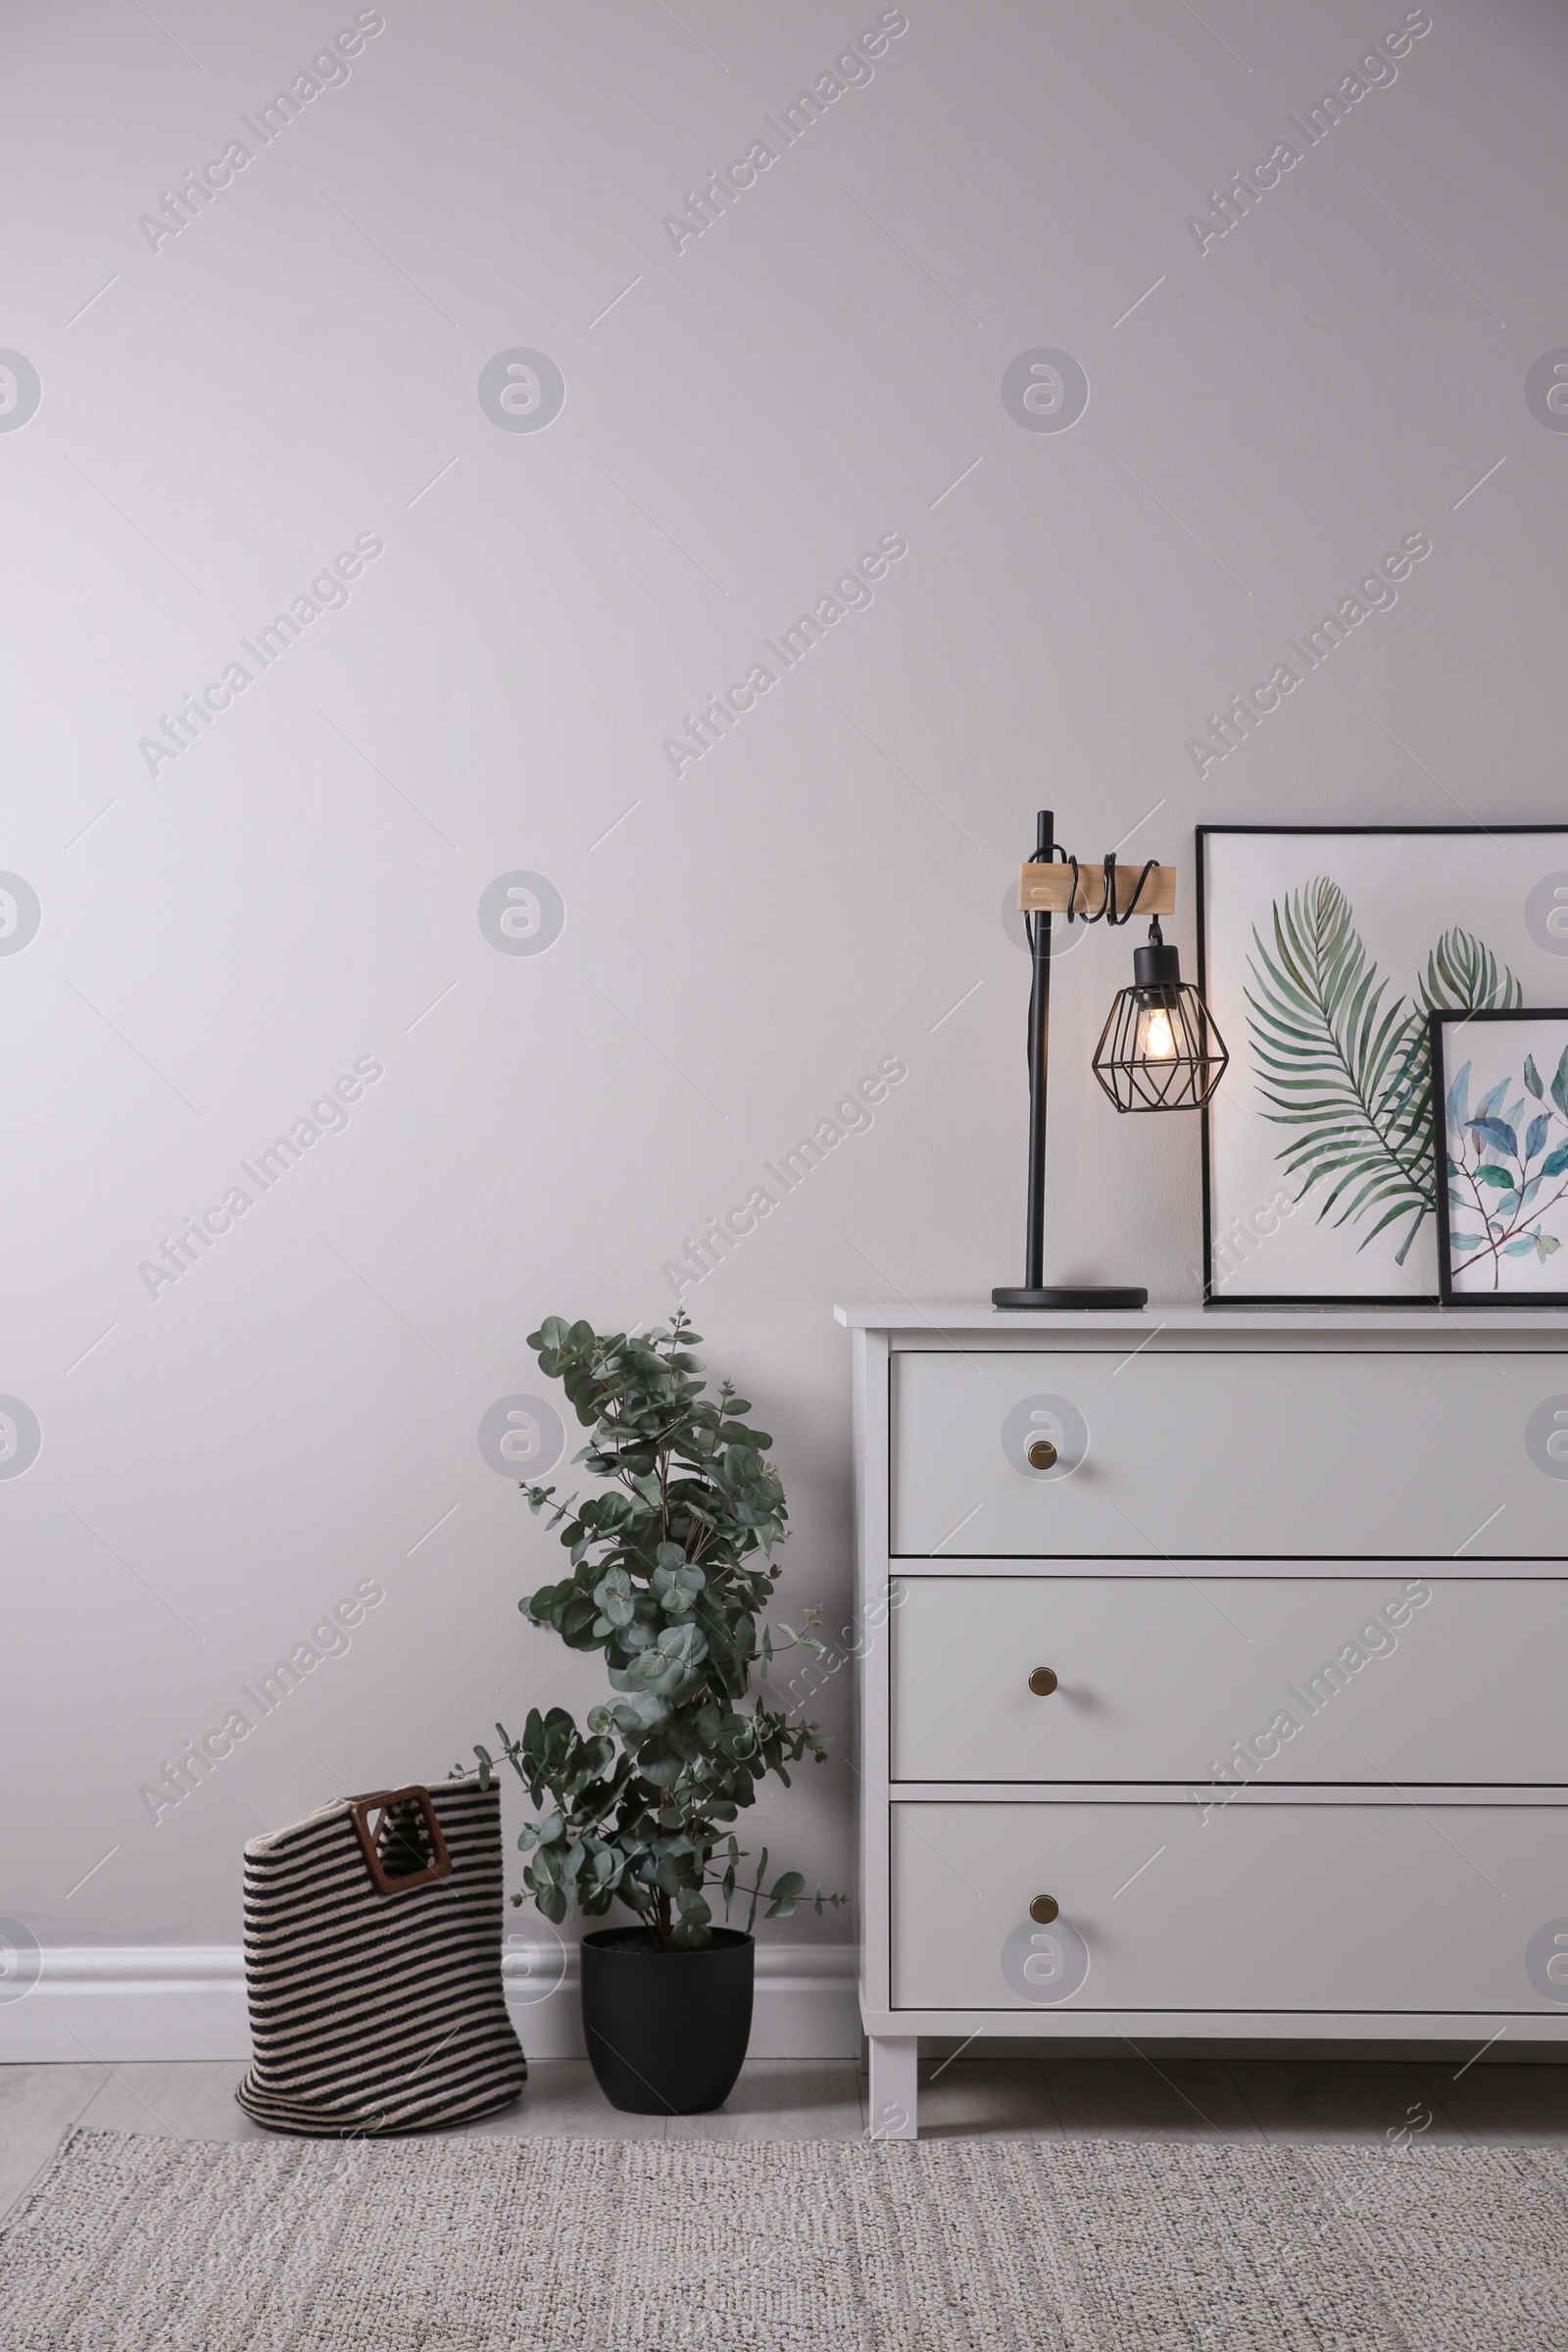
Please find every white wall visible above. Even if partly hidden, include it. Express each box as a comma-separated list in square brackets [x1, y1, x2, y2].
[2, 0, 1564, 2013]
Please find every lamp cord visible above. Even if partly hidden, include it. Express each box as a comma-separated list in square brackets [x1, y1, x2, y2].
[1061, 851, 1157, 928]
[1022, 848, 1158, 956]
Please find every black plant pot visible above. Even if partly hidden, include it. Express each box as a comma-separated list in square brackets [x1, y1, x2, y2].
[579, 1926, 755, 2115]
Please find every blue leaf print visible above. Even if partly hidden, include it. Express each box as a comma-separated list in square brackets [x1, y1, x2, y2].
[1445, 1061, 1471, 1139]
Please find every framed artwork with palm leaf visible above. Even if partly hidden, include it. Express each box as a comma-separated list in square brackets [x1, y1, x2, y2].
[1430, 1008, 1568, 1305]
[1196, 825, 1568, 1304]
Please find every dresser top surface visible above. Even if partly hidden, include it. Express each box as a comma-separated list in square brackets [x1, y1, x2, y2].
[834, 1301, 1568, 1335]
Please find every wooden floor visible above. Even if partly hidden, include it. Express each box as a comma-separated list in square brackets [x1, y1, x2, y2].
[4, 2054, 1566, 2226]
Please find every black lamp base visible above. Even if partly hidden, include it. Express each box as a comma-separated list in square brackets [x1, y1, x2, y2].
[992, 1284, 1150, 1310]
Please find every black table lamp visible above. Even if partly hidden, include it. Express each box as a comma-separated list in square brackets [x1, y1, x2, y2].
[993, 808, 1228, 1310]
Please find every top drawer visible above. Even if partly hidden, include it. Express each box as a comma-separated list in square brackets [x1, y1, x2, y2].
[890, 1349, 1568, 1558]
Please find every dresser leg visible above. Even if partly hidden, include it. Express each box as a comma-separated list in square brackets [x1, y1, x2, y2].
[867, 2035, 918, 2139]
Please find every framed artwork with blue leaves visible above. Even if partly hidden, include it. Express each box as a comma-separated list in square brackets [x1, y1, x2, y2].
[1430, 1007, 1568, 1305]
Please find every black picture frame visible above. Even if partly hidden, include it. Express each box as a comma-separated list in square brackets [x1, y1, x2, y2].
[1195, 823, 1568, 1308]
[1429, 1005, 1568, 1309]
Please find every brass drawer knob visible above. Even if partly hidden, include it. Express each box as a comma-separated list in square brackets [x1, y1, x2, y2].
[1028, 1668, 1058, 1696]
[1029, 1895, 1059, 1925]
[1027, 1437, 1058, 1469]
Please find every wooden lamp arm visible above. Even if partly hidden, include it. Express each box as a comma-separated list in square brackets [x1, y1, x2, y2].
[1018, 859, 1177, 918]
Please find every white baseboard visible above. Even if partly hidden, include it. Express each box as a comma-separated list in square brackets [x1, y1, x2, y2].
[0, 1948, 248, 2066]
[0, 1943, 862, 2065]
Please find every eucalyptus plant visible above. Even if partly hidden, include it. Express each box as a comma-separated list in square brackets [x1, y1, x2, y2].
[473, 1313, 844, 1951]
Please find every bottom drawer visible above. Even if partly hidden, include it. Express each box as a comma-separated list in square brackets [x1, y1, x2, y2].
[891, 1800, 1568, 2014]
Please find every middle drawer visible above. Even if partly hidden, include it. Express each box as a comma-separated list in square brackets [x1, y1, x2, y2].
[889, 1574, 1568, 1785]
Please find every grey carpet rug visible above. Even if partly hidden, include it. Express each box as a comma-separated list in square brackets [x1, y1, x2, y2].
[3, 2127, 1565, 2350]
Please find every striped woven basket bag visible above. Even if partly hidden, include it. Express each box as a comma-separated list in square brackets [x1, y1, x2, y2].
[235, 1775, 527, 2136]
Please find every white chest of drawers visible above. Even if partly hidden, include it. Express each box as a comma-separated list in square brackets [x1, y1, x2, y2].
[839, 1305, 1568, 2138]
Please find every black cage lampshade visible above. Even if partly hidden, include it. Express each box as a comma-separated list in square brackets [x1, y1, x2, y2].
[993, 808, 1229, 1311]
[1092, 921, 1228, 1112]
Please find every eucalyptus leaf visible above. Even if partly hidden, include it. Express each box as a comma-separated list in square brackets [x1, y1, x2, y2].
[592, 1566, 636, 1629]
[764, 1867, 807, 1918]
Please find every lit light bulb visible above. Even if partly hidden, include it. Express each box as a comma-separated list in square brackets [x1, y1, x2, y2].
[1137, 1004, 1176, 1061]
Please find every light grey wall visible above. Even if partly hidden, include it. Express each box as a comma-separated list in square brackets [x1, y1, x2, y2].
[2, 0, 1563, 1953]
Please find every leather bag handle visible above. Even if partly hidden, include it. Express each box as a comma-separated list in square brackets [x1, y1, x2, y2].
[348, 1785, 454, 1897]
